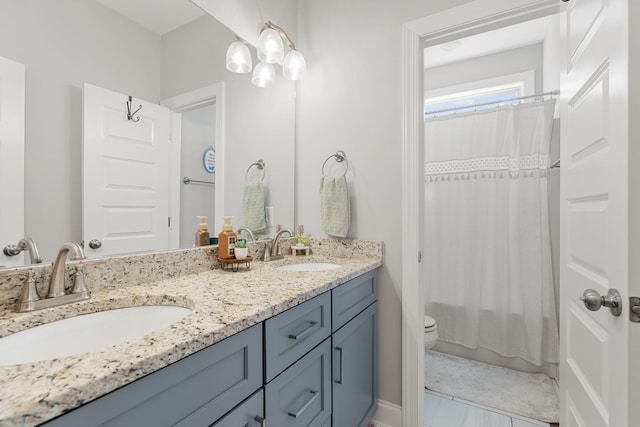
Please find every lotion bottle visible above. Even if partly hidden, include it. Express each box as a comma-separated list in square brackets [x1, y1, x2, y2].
[218, 216, 237, 259]
[195, 216, 210, 247]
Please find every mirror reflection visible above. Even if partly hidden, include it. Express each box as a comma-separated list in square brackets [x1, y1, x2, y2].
[0, 0, 295, 268]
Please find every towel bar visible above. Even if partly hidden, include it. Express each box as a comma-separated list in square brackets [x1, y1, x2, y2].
[246, 159, 266, 181]
[183, 177, 215, 186]
[322, 150, 349, 176]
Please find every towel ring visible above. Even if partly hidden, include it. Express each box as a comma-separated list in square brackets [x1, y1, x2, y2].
[246, 159, 266, 181]
[322, 150, 349, 176]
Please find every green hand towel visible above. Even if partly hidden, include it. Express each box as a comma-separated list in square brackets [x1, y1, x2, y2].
[243, 181, 266, 231]
[320, 175, 350, 237]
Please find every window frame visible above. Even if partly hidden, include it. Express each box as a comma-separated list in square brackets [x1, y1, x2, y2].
[424, 70, 535, 117]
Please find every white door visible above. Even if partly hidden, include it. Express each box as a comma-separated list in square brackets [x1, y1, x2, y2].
[0, 56, 25, 267]
[559, 0, 629, 425]
[83, 83, 171, 258]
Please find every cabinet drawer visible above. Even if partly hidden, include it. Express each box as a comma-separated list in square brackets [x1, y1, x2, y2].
[265, 338, 332, 427]
[212, 389, 264, 427]
[332, 269, 377, 332]
[44, 324, 263, 427]
[265, 292, 331, 382]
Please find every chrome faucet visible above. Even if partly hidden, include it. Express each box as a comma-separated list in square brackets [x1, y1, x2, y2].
[48, 242, 86, 297]
[237, 227, 256, 242]
[270, 229, 293, 260]
[15, 242, 90, 312]
[3, 237, 43, 264]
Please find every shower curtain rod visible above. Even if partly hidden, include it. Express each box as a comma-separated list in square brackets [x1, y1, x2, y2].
[425, 90, 560, 116]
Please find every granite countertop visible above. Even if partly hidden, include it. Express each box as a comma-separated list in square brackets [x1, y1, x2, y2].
[0, 254, 382, 426]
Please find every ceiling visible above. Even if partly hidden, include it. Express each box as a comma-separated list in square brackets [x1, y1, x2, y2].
[424, 15, 556, 69]
[95, 0, 206, 35]
[97, 2, 554, 68]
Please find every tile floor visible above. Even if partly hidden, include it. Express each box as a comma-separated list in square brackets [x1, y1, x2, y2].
[424, 390, 551, 427]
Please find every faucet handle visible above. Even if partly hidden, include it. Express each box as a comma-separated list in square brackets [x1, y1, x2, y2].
[71, 265, 89, 299]
[263, 241, 272, 262]
[16, 269, 40, 312]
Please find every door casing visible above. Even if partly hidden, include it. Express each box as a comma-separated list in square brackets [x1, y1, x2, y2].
[402, 1, 564, 426]
[161, 82, 225, 239]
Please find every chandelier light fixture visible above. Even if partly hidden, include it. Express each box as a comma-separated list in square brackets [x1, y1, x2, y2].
[225, 21, 306, 88]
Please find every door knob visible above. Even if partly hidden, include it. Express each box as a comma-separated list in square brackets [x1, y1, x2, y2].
[580, 288, 622, 316]
[631, 297, 640, 323]
[88, 239, 102, 249]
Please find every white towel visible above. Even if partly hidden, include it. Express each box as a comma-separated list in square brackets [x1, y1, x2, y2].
[243, 181, 266, 231]
[320, 175, 350, 237]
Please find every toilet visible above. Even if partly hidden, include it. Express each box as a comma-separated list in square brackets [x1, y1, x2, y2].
[424, 315, 439, 351]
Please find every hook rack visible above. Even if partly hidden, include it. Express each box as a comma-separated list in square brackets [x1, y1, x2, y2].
[126, 96, 142, 122]
[322, 150, 349, 176]
[246, 159, 266, 181]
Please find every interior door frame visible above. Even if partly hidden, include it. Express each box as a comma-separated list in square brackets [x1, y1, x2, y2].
[401, 1, 559, 425]
[161, 82, 226, 246]
[0, 56, 25, 267]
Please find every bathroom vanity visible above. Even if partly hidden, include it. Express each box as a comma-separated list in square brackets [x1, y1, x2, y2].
[0, 239, 381, 427]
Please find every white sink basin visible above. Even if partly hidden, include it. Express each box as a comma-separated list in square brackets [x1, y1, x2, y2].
[0, 305, 191, 366]
[276, 262, 342, 272]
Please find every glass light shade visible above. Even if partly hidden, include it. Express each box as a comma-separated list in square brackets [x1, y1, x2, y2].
[226, 41, 252, 73]
[257, 28, 284, 64]
[282, 50, 307, 80]
[252, 61, 275, 88]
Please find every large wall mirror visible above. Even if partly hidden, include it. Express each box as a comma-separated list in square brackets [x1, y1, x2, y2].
[0, 0, 295, 267]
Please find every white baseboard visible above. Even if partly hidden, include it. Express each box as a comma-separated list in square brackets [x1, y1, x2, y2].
[370, 399, 402, 427]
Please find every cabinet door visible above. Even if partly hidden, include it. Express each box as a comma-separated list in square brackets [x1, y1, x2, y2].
[212, 389, 264, 427]
[265, 338, 332, 427]
[332, 303, 377, 427]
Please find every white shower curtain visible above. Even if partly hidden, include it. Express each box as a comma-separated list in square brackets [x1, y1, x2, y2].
[424, 100, 559, 366]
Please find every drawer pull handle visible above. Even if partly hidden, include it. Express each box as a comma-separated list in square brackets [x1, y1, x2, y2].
[288, 321, 320, 341]
[287, 389, 319, 418]
[335, 346, 344, 384]
[254, 415, 266, 427]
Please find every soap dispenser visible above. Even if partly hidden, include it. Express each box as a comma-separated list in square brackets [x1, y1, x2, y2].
[218, 216, 237, 259]
[195, 216, 210, 247]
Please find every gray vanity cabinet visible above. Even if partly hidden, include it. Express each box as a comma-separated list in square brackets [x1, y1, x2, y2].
[265, 338, 332, 426]
[332, 303, 377, 427]
[39, 268, 378, 427]
[264, 292, 331, 382]
[211, 389, 264, 427]
[331, 269, 378, 427]
[331, 270, 377, 332]
[263, 292, 332, 426]
[42, 324, 263, 427]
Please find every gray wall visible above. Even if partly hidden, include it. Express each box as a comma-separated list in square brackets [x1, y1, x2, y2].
[0, 0, 161, 261]
[425, 43, 544, 93]
[296, 0, 476, 407]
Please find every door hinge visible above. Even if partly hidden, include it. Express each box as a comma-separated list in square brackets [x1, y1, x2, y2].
[168, 217, 171, 227]
[418, 251, 422, 263]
